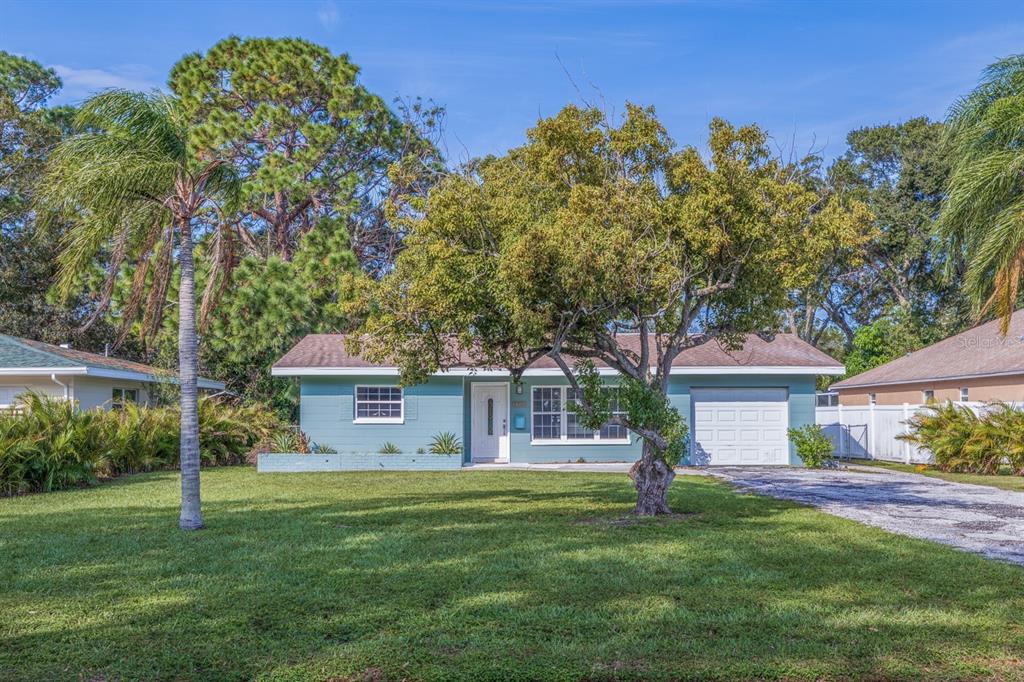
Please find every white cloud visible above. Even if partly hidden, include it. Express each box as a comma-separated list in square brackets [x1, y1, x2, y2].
[51, 64, 161, 102]
[317, 1, 340, 30]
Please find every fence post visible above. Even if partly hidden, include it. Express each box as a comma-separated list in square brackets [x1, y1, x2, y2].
[869, 401, 877, 460]
[837, 403, 845, 458]
[903, 402, 911, 464]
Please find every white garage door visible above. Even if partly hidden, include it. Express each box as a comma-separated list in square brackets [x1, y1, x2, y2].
[691, 388, 789, 465]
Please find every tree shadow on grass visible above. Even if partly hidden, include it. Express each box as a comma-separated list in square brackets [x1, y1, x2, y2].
[2, 469, 1024, 680]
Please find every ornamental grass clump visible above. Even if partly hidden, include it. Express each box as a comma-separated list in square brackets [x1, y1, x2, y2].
[428, 431, 462, 455]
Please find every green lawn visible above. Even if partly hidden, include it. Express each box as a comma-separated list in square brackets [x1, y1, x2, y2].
[851, 458, 1024, 493]
[2, 469, 1024, 681]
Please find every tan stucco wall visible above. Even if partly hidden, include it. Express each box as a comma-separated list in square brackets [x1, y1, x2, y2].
[836, 375, 1024, 406]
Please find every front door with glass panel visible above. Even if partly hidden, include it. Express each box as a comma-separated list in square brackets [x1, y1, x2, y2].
[471, 383, 509, 462]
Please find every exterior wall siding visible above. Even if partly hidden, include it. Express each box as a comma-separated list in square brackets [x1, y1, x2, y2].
[671, 374, 816, 466]
[0, 375, 151, 411]
[0, 378, 65, 406]
[301, 372, 819, 467]
[299, 375, 464, 455]
[72, 376, 152, 411]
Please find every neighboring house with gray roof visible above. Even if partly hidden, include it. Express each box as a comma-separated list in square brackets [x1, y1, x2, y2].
[831, 310, 1024, 406]
[0, 334, 224, 411]
[273, 332, 843, 467]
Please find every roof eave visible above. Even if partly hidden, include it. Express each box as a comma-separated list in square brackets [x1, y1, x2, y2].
[0, 365, 224, 390]
[832, 368, 1024, 391]
[272, 365, 846, 377]
[669, 365, 845, 376]
[0, 367, 87, 376]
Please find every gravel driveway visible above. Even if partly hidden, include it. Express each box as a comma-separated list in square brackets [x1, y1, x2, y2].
[708, 466, 1024, 566]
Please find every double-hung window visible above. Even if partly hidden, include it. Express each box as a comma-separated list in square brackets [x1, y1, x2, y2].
[532, 386, 629, 444]
[111, 388, 138, 410]
[354, 386, 404, 423]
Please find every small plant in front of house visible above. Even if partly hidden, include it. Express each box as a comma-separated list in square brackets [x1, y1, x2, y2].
[379, 442, 401, 455]
[787, 424, 834, 468]
[270, 430, 310, 454]
[576, 457, 587, 464]
[416, 447, 426, 454]
[311, 443, 337, 454]
[428, 431, 462, 455]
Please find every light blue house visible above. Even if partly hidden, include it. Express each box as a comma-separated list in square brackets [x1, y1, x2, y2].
[272, 333, 843, 466]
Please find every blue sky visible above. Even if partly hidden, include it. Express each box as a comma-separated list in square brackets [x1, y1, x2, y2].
[4, 0, 1024, 162]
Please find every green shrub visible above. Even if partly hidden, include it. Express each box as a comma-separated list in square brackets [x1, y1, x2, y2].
[901, 401, 1024, 474]
[428, 431, 462, 455]
[0, 392, 288, 496]
[787, 424, 834, 468]
[311, 442, 337, 454]
[379, 442, 401, 454]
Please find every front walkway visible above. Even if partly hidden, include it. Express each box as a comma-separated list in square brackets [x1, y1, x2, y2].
[708, 466, 1024, 566]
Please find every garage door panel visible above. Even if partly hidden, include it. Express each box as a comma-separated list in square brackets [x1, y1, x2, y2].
[738, 428, 759, 442]
[692, 388, 789, 466]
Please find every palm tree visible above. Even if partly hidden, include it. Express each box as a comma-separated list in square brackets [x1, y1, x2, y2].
[940, 54, 1024, 331]
[38, 90, 238, 530]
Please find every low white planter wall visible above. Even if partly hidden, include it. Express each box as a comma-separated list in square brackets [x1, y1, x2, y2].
[257, 452, 463, 472]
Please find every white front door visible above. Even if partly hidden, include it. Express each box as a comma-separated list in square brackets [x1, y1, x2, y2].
[471, 383, 509, 462]
[691, 388, 789, 465]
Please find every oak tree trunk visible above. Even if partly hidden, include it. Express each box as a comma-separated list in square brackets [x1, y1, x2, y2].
[629, 441, 676, 516]
[177, 220, 203, 531]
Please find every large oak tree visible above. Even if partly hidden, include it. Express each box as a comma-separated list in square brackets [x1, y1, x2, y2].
[356, 104, 870, 514]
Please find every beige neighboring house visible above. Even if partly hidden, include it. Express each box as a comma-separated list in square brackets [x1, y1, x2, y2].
[0, 334, 224, 411]
[830, 310, 1024, 406]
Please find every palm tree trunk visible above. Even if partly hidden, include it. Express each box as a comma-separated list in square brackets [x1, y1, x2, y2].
[177, 218, 203, 531]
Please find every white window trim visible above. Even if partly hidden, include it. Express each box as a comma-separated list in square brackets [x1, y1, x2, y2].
[353, 384, 404, 424]
[959, 387, 969, 402]
[529, 385, 631, 446]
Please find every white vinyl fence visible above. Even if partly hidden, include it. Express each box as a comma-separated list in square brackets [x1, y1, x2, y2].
[815, 402, 986, 464]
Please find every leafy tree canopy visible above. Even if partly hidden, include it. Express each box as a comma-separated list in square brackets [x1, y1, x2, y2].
[356, 103, 871, 513]
[842, 311, 923, 379]
[794, 117, 969, 355]
[0, 51, 129, 350]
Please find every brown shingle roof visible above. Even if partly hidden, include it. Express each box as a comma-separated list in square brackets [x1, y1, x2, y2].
[273, 333, 841, 371]
[832, 310, 1024, 390]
